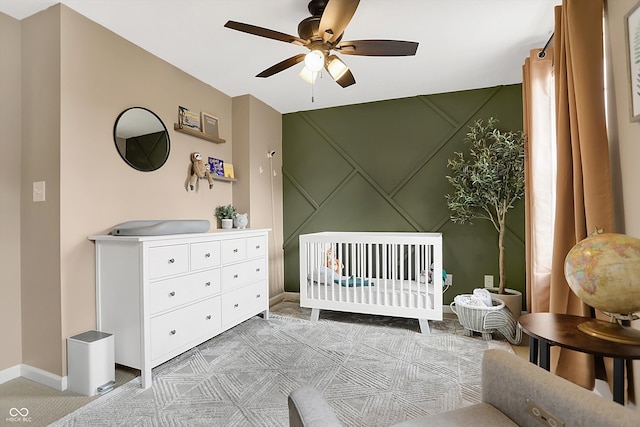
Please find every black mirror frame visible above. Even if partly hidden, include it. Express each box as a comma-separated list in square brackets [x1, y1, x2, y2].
[113, 107, 170, 172]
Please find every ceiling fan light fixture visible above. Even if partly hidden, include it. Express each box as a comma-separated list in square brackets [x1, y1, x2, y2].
[326, 55, 348, 81]
[298, 66, 318, 84]
[304, 49, 325, 72]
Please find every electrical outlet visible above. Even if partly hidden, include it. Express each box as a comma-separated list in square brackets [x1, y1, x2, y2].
[484, 275, 494, 288]
[445, 274, 452, 288]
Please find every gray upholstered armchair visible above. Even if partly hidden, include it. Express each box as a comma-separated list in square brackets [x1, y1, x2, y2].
[288, 349, 639, 427]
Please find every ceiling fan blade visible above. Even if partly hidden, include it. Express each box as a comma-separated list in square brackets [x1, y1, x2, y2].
[319, 0, 360, 43]
[335, 40, 419, 56]
[335, 68, 356, 88]
[224, 20, 307, 46]
[256, 54, 306, 78]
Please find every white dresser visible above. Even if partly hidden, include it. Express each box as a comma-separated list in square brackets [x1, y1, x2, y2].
[90, 229, 269, 388]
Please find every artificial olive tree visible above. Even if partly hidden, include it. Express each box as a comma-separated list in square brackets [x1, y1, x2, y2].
[445, 118, 525, 294]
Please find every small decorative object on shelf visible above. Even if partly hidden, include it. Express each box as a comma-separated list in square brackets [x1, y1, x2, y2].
[215, 204, 237, 230]
[208, 157, 225, 177]
[188, 152, 214, 191]
[234, 213, 248, 229]
[201, 112, 220, 138]
[224, 163, 235, 179]
[178, 106, 200, 130]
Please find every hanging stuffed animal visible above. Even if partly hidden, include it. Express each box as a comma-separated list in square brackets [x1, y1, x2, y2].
[188, 152, 214, 190]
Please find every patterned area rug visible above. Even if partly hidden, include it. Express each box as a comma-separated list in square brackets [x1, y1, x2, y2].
[51, 305, 512, 427]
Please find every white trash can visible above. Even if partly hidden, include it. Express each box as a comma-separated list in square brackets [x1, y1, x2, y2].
[67, 330, 115, 396]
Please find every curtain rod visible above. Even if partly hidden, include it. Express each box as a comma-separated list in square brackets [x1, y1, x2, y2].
[537, 33, 555, 59]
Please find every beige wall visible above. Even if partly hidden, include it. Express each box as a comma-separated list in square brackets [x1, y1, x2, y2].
[57, 5, 234, 376]
[20, 6, 63, 376]
[1, 4, 283, 379]
[0, 12, 23, 373]
[232, 95, 284, 298]
[605, 0, 640, 403]
[607, 1, 640, 236]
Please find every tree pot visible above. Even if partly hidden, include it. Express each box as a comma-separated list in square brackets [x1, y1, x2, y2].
[221, 218, 233, 229]
[487, 288, 522, 321]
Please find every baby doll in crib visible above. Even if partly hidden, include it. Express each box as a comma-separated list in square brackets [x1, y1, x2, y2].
[325, 249, 343, 273]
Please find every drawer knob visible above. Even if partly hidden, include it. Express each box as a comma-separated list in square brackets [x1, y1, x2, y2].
[205, 281, 211, 287]
[170, 329, 176, 335]
[168, 258, 175, 264]
[234, 303, 239, 308]
[233, 248, 238, 253]
[256, 294, 261, 298]
[206, 315, 212, 320]
[255, 245, 260, 249]
[169, 291, 176, 297]
[234, 274, 239, 279]
[205, 253, 211, 258]
[256, 268, 260, 272]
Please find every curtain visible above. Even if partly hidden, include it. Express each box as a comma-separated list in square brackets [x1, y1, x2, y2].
[552, 0, 615, 389]
[524, 0, 616, 392]
[523, 47, 556, 314]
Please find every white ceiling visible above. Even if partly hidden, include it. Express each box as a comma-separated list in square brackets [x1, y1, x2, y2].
[0, 0, 560, 114]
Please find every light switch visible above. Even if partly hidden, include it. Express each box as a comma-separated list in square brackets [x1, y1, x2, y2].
[33, 181, 45, 202]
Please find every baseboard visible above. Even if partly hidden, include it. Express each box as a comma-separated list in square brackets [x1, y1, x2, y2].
[0, 364, 21, 384]
[269, 292, 300, 306]
[269, 293, 284, 306]
[282, 291, 300, 302]
[0, 363, 66, 390]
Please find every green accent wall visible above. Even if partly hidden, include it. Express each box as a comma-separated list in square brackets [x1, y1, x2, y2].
[282, 84, 525, 306]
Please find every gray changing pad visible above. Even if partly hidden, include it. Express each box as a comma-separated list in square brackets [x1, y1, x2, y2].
[111, 220, 210, 236]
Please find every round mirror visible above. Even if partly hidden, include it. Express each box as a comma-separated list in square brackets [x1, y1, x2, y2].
[113, 107, 170, 171]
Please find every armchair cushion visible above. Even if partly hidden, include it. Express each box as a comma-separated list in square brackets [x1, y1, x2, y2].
[288, 349, 640, 427]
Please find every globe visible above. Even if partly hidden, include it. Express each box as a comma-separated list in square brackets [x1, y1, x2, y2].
[565, 233, 640, 315]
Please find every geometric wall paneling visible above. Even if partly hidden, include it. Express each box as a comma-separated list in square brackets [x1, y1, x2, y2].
[282, 176, 317, 241]
[283, 84, 525, 302]
[283, 115, 353, 204]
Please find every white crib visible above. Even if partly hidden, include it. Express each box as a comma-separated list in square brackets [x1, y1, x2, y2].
[299, 232, 443, 334]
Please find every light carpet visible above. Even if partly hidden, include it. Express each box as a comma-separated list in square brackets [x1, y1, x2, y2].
[50, 308, 512, 427]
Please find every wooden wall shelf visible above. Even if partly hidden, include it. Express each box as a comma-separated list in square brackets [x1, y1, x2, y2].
[174, 124, 226, 144]
[212, 176, 237, 183]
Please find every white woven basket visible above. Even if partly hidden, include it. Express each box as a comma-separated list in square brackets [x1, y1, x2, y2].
[450, 294, 505, 336]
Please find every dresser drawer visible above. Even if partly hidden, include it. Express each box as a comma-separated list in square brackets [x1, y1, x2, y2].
[149, 244, 189, 279]
[221, 258, 266, 292]
[190, 241, 221, 271]
[222, 281, 267, 326]
[221, 238, 246, 264]
[150, 296, 221, 361]
[246, 236, 267, 259]
[149, 269, 221, 314]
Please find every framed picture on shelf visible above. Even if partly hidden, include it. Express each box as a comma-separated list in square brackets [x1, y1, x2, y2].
[224, 163, 235, 179]
[208, 157, 225, 177]
[201, 112, 220, 138]
[626, 2, 640, 121]
[178, 106, 200, 129]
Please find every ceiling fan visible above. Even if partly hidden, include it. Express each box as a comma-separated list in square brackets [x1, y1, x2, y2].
[224, 0, 419, 88]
